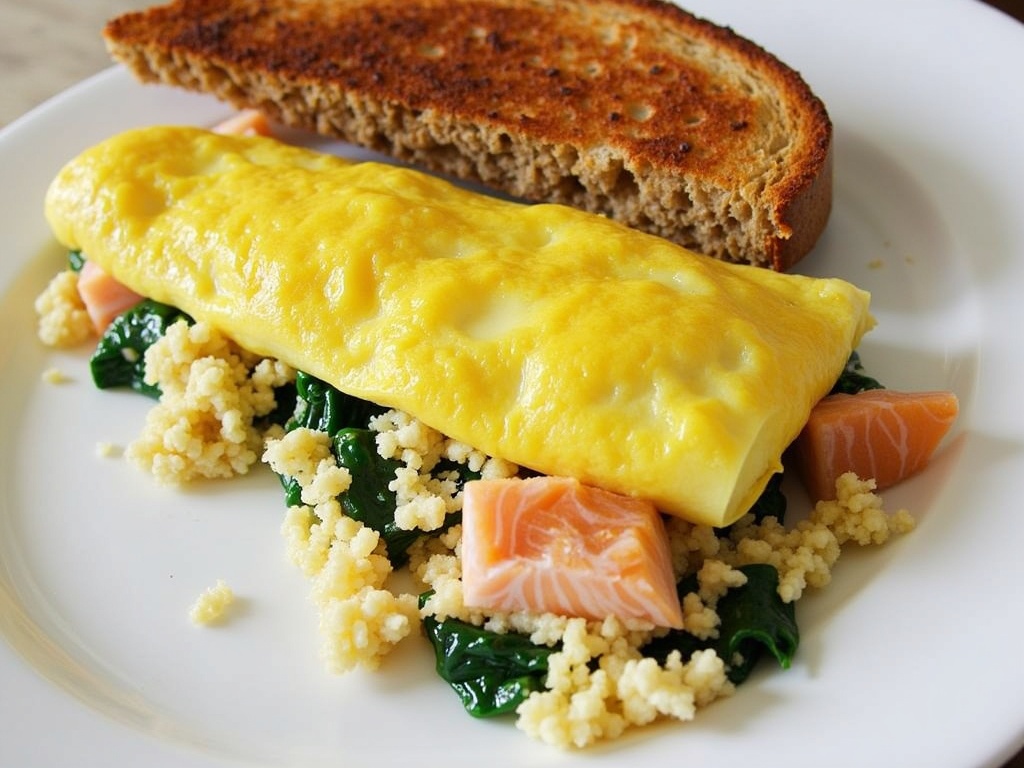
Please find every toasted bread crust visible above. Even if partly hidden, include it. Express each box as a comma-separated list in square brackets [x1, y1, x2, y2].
[104, 0, 832, 269]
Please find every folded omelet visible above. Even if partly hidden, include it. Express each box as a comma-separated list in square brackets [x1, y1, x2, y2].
[45, 126, 873, 526]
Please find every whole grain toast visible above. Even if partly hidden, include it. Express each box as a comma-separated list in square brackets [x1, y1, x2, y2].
[103, 0, 833, 269]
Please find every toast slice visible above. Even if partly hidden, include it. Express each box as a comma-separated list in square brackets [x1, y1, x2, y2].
[103, 0, 833, 269]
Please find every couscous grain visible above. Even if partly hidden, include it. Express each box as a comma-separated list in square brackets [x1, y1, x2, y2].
[95, 441, 120, 458]
[34, 270, 92, 348]
[127, 321, 294, 484]
[189, 579, 235, 625]
[41, 366, 70, 384]
[34, 268, 917, 749]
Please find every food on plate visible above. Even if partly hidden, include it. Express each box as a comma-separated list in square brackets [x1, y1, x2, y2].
[123, 318, 295, 482]
[210, 108, 272, 137]
[76, 258, 144, 333]
[41, 367, 69, 385]
[101, 0, 833, 269]
[33, 118, 945, 749]
[44, 125, 871, 528]
[792, 388, 960, 501]
[460, 476, 684, 627]
[189, 579, 236, 625]
[34, 267, 91, 347]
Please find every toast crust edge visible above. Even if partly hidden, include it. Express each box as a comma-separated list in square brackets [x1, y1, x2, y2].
[102, 0, 833, 269]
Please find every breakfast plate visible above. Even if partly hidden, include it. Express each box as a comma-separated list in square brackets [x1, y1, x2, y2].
[2, 1, 1023, 766]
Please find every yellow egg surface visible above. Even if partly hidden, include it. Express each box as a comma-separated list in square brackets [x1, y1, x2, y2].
[44, 126, 873, 526]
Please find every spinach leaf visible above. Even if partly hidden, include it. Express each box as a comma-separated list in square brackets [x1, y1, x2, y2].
[421, 457, 483, 535]
[642, 563, 798, 685]
[333, 428, 422, 565]
[275, 373, 471, 561]
[258, 381, 297, 430]
[277, 372, 388, 506]
[89, 299, 192, 398]
[745, 472, 786, 526]
[67, 249, 86, 272]
[422, 606, 553, 718]
[831, 351, 885, 395]
[288, 371, 388, 435]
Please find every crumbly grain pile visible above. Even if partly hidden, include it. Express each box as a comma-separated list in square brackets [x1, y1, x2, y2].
[36, 287, 914, 749]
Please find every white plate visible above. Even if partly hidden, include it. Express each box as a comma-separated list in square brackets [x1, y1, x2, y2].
[2, 1, 1023, 766]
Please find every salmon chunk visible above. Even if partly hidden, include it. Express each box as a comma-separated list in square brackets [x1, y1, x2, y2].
[461, 476, 683, 628]
[77, 259, 143, 333]
[793, 389, 959, 501]
[211, 109, 273, 136]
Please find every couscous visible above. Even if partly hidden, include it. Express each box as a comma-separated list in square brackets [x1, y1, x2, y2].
[32, 121, 927, 747]
[34, 269, 91, 348]
[37, 282, 917, 746]
[189, 579, 236, 626]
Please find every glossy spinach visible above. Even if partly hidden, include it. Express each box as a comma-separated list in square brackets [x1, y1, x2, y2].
[643, 563, 798, 684]
[422, 606, 554, 718]
[831, 351, 884, 395]
[89, 299, 192, 398]
[333, 428, 421, 565]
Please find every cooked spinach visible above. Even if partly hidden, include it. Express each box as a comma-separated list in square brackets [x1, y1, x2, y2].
[288, 371, 388, 435]
[642, 563, 798, 684]
[330, 427, 481, 563]
[424, 564, 797, 716]
[274, 373, 429, 562]
[89, 299, 192, 398]
[422, 602, 554, 718]
[745, 472, 786, 525]
[67, 249, 86, 272]
[831, 351, 884, 395]
[277, 372, 387, 506]
[258, 382, 297, 430]
[421, 457, 483, 535]
[333, 428, 421, 565]
[276, 373, 473, 562]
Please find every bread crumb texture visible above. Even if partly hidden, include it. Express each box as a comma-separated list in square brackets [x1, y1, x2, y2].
[189, 579, 235, 625]
[37, 277, 914, 748]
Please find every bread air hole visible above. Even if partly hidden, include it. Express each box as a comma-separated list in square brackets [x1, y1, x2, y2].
[490, 131, 513, 153]
[417, 42, 445, 59]
[612, 166, 640, 198]
[667, 187, 694, 214]
[627, 102, 653, 122]
[557, 174, 587, 202]
[730, 201, 753, 224]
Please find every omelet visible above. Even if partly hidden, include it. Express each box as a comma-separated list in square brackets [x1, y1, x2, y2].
[44, 126, 873, 526]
